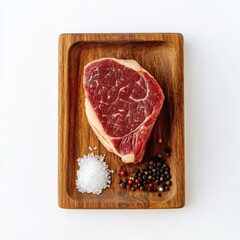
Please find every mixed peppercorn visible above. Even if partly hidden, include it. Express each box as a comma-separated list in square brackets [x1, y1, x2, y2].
[118, 153, 172, 197]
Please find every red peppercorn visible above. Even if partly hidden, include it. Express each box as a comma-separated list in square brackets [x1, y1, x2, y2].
[120, 170, 125, 177]
[128, 179, 133, 185]
[148, 183, 153, 188]
[135, 179, 139, 184]
[126, 184, 131, 190]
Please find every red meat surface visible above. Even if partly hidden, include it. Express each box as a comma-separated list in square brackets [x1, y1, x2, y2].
[83, 58, 164, 163]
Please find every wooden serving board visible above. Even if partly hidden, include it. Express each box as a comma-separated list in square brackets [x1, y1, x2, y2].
[58, 33, 184, 209]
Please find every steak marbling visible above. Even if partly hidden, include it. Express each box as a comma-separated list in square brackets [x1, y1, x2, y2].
[83, 58, 164, 163]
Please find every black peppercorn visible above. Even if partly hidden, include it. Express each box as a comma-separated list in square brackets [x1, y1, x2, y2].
[164, 186, 169, 191]
[156, 162, 161, 167]
[118, 151, 172, 193]
[160, 183, 165, 188]
[155, 180, 160, 184]
[164, 146, 171, 156]
[166, 181, 172, 186]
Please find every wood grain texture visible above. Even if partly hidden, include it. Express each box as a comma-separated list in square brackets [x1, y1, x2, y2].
[58, 33, 184, 209]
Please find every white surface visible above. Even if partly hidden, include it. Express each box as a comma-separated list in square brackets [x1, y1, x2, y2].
[0, 0, 240, 239]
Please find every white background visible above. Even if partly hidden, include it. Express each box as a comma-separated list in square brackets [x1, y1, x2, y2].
[0, 0, 240, 239]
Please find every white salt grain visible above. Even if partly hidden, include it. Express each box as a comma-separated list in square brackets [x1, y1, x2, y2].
[76, 153, 112, 195]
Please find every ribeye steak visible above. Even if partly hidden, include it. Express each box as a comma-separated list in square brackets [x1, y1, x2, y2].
[83, 58, 164, 163]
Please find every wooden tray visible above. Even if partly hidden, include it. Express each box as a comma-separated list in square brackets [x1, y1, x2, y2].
[58, 33, 184, 209]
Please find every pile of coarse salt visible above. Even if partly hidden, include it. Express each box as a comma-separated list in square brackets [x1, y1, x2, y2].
[76, 153, 113, 195]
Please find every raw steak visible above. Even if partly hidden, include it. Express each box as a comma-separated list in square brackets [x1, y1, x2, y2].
[83, 58, 164, 163]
